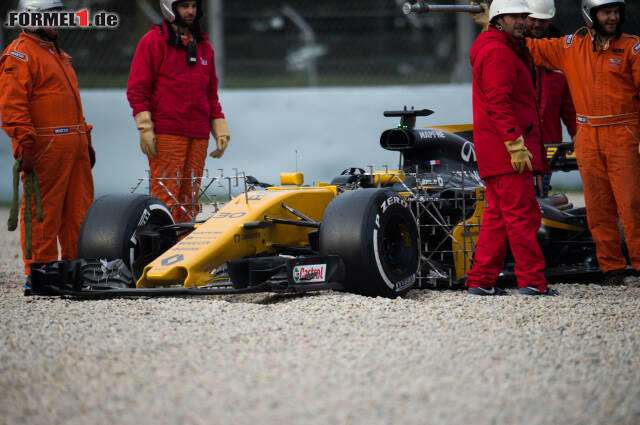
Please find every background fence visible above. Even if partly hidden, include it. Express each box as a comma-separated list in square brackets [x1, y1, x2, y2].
[1, 0, 639, 89]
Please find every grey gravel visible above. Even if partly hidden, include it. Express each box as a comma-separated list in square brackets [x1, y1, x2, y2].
[1, 208, 638, 425]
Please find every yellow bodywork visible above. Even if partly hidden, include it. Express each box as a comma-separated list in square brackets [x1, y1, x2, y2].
[137, 181, 338, 288]
[373, 170, 405, 185]
[452, 187, 486, 280]
[280, 172, 304, 186]
[546, 146, 576, 160]
[425, 124, 474, 133]
[541, 218, 585, 232]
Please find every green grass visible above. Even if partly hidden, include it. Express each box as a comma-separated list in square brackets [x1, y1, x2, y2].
[77, 74, 130, 89]
[77, 73, 452, 90]
[222, 73, 451, 89]
[199, 194, 231, 203]
[549, 185, 583, 194]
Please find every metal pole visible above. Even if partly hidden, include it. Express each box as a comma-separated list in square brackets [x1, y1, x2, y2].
[207, 0, 224, 87]
[403, 2, 483, 15]
[136, 0, 163, 23]
[451, 0, 474, 83]
[282, 5, 318, 87]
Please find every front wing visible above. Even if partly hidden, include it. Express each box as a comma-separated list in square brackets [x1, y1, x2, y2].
[27, 255, 345, 298]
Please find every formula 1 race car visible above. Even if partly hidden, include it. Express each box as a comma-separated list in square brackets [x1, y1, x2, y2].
[29, 108, 601, 299]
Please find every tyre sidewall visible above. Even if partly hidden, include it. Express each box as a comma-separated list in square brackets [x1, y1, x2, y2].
[320, 189, 419, 298]
[370, 195, 419, 296]
[77, 194, 173, 277]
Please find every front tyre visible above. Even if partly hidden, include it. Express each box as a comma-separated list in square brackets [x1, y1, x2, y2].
[319, 189, 419, 298]
[77, 193, 175, 281]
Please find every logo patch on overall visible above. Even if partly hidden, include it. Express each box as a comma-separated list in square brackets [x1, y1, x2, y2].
[634, 42, 640, 55]
[577, 116, 588, 123]
[566, 35, 574, 45]
[200, 57, 208, 65]
[608, 58, 622, 68]
[9, 51, 26, 60]
[54, 128, 70, 134]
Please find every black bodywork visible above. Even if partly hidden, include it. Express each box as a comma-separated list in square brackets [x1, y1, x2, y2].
[376, 108, 596, 287]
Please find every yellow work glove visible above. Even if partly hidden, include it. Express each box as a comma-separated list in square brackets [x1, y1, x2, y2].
[469, 2, 489, 32]
[504, 136, 533, 174]
[210, 118, 230, 159]
[134, 111, 157, 159]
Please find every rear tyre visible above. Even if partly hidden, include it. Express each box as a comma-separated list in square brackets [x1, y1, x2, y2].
[77, 193, 175, 281]
[319, 189, 419, 298]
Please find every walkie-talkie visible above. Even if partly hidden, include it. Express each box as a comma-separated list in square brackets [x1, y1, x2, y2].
[187, 41, 197, 66]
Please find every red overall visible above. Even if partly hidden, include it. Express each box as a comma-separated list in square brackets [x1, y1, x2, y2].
[467, 174, 546, 290]
[127, 21, 225, 223]
[537, 68, 576, 144]
[468, 28, 547, 290]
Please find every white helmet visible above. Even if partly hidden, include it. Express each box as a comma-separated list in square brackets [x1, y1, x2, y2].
[18, 0, 64, 11]
[581, 0, 624, 27]
[489, 0, 532, 22]
[159, 0, 202, 23]
[18, 0, 64, 32]
[527, 0, 555, 19]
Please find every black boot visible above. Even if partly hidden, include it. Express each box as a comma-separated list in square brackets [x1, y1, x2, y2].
[24, 276, 33, 296]
[468, 286, 508, 296]
[518, 286, 559, 296]
[602, 270, 625, 286]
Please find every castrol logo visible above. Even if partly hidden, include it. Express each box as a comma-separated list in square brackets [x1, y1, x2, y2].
[293, 264, 326, 283]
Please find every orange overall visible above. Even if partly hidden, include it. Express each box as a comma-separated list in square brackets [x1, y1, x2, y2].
[528, 30, 640, 273]
[149, 134, 208, 222]
[0, 32, 94, 274]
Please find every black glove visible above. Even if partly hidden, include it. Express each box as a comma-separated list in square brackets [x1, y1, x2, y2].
[88, 143, 96, 168]
[87, 130, 96, 168]
[20, 143, 35, 173]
